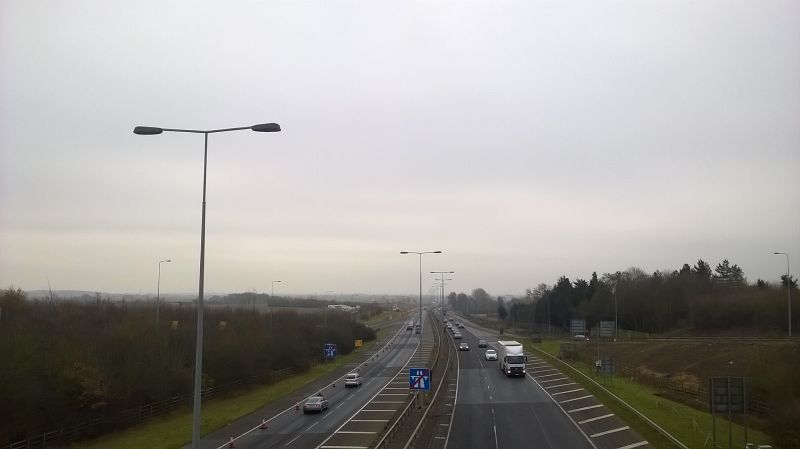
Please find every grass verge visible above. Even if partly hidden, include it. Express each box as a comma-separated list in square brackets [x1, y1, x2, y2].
[77, 335, 387, 449]
[531, 340, 772, 449]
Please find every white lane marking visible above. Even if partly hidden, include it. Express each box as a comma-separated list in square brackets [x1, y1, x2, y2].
[536, 368, 558, 373]
[590, 426, 630, 438]
[360, 409, 395, 412]
[334, 403, 344, 409]
[559, 395, 593, 403]
[336, 431, 377, 434]
[536, 373, 564, 379]
[578, 413, 615, 424]
[490, 407, 499, 449]
[552, 388, 584, 395]
[539, 377, 570, 383]
[350, 419, 390, 422]
[569, 404, 604, 413]
[371, 400, 404, 403]
[284, 434, 302, 446]
[376, 393, 408, 396]
[319, 446, 368, 449]
[616, 441, 649, 449]
[305, 421, 319, 431]
[546, 382, 577, 389]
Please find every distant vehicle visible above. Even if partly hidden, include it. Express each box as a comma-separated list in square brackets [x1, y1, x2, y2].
[446, 323, 453, 329]
[478, 339, 487, 348]
[458, 323, 465, 329]
[459, 342, 470, 351]
[573, 334, 588, 341]
[485, 349, 498, 361]
[454, 332, 463, 339]
[498, 340, 527, 377]
[303, 396, 329, 413]
[415, 327, 421, 334]
[407, 325, 413, 330]
[345, 373, 362, 388]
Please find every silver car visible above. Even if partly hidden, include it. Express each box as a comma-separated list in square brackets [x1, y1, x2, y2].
[485, 349, 498, 361]
[303, 396, 329, 413]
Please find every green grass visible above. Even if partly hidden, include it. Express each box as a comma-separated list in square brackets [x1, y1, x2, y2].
[77, 339, 381, 449]
[530, 340, 772, 449]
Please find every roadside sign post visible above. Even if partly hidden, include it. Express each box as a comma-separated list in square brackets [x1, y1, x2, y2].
[409, 368, 431, 409]
[709, 376, 747, 449]
[324, 343, 337, 366]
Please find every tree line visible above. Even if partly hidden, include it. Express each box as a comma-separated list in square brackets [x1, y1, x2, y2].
[448, 259, 798, 334]
[0, 288, 377, 445]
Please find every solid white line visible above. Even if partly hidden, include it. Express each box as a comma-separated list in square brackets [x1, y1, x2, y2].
[350, 419, 390, 422]
[615, 441, 649, 449]
[360, 409, 394, 412]
[590, 426, 629, 438]
[560, 395, 593, 403]
[284, 434, 302, 446]
[319, 446, 368, 449]
[569, 404, 604, 413]
[578, 413, 615, 424]
[536, 368, 559, 373]
[376, 393, 408, 396]
[337, 431, 377, 434]
[536, 373, 564, 378]
[552, 388, 584, 395]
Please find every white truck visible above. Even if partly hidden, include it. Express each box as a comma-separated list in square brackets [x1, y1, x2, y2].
[497, 340, 527, 377]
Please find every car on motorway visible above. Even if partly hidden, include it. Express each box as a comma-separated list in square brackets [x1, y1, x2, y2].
[302, 396, 329, 413]
[406, 324, 413, 330]
[478, 339, 487, 348]
[453, 332, 463, 339]
[485, 349, 498, 360]
[459, 342, 470, 351]
[458, 323, 465, 329]
[344, 373, 362, 387]
[446, 323, 453, 329]
[573, 334, 589, 341]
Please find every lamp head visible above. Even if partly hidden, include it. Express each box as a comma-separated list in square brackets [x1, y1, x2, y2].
[134, 126, 163, 135]
[251, 123, 281, 132]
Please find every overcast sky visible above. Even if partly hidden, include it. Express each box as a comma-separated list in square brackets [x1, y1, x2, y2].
[1, 1, 798, 296]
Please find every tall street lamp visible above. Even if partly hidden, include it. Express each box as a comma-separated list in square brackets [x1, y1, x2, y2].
[774, 252, 792, 337]
[156, 259, 172, 329]
[431, 271, 454, 316]
[134, 122, 281, 449]
[270, 280, 282, 329]
[401, 251, 442, 329]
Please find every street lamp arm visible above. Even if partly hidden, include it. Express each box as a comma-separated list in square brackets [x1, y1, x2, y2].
[134, 123, 281, 135]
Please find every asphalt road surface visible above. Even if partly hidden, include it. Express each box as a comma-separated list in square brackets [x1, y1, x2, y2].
[446, 318, 595, 449]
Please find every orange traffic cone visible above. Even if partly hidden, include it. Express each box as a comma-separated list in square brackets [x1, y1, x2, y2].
[228, 436, 235, 448]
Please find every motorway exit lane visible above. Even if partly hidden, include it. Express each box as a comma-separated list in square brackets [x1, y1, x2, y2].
[447, 319, 594, 449]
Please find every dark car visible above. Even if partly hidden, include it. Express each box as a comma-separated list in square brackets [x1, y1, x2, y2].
[478, 339, 487, 348]
[303, 396, 329, 413]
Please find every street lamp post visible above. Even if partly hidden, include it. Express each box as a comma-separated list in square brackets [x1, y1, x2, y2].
[134, 122, 280, 449]
[156, 259, 172, 329]
[270, 280, 282, 329]
[401, 251, 442, 330]
[774, 252, 792, 337]
[431, 271, 454, 316]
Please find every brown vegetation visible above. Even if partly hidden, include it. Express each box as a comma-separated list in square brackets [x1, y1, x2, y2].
[0, 288, 377, 445]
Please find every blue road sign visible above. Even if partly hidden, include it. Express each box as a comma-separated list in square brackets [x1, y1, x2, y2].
[324, 343, 337, 360]
[409, 368, 430, 391]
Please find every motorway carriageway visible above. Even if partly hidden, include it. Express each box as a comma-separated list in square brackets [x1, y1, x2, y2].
[190, 315, 427, 449]
[444, 314, 651, 449]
